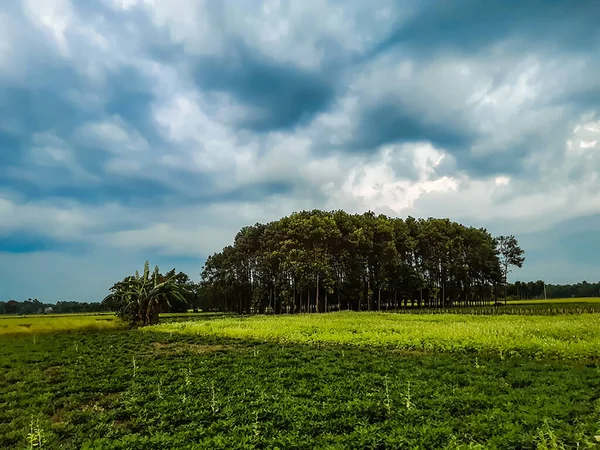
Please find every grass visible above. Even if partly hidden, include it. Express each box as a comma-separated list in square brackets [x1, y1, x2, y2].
[0, 314, 124, 336]
[150, 311, 600, 361]
[508, 297, 600, 305]
[0, 312, 230, 336]
[1, 329, 599, 449]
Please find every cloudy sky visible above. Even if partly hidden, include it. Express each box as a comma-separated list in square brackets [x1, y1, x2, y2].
[1, 0, 599, 302]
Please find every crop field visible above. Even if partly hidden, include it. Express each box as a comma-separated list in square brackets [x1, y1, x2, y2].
[0, 314, 123, 336]
[1, 312, 600, 449]
[153, 311, 600, 360]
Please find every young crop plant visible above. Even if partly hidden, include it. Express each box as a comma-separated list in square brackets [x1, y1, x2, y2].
[403, 381, 414, 410]
[26, 416, 45, 449]
[383, 375, 393, 418]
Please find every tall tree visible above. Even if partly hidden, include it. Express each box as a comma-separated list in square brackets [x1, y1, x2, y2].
[495, 235, 525, 304]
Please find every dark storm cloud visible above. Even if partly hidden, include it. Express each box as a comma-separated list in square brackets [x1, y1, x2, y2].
[373, 0, 600, 58]
[193, 43, 338, 132]
[352, 103, 476, 152]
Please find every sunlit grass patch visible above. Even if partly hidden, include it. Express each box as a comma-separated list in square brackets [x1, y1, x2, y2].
[507, 297, 600, 305]
[0, 314, 124, 335]
[149, 311, 600, 360]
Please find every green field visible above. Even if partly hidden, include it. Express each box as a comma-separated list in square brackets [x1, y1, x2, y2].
[0, 312, 231, 336]
[1, 311, 600, 449]
[508, 297, 600, 305]
[0, 314, 123, 335]
[151, 311, 600, 360]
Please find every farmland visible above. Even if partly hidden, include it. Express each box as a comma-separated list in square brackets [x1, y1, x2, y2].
[152, 311, 600, 360]
[1, 309, 600, 449]
[0, 313, 123, 336]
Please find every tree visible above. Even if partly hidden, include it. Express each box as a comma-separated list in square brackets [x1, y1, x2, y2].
[200, 210, 515, 312]
[102, 261, 188, 326]
[5, 300, 20, 314]
[495, 235, 525, 304]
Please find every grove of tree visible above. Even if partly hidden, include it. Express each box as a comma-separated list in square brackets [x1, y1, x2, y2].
[199, 210, 522, 314]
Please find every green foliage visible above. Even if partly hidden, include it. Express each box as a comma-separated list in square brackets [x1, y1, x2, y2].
[102, 261, 188, 327]
[1, 329, 599, 449]
[495, 235, 526, 303]
[200, 210, 512, 314]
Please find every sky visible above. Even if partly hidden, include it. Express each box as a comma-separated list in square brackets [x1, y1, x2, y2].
[1, 0, 600, 302]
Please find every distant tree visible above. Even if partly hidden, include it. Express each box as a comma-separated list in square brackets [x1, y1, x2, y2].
[161, 269, 194, 312]
[102, 261, 188, 326]
[5, 300, 20, 314]
[495, 235, 525, 304]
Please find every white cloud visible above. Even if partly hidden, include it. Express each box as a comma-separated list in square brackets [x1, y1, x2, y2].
[23, 0, 73, 57]
[108, 223, 233, 256]
[114, 0, 405, 70]
[494, 176, 510, 186]
[0, 13, 15, 74]
[326, 143, 459, 213]
[74, 116, 149, 153]
[0, 195, 92, 240]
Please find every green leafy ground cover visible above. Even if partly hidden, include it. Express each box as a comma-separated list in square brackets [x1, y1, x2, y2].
[152, 311, 600, 360]
[1, 328, 599, 449]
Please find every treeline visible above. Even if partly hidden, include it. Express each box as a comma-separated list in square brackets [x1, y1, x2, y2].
[199, 210, 523, 313]
[507, 280, 600, 300]
[0, 298, 110, 315]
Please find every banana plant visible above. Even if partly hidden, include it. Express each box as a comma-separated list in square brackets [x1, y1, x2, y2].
[102, 261, 188, 326]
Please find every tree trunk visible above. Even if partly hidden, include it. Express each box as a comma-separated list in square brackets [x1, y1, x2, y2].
[316, 273, 320, 313]
[367, 277, 371, 311]
[442, 280, 445, 307]
[504, 272, 508, 305]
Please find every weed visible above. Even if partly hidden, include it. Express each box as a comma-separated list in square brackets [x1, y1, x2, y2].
[26, 416, 45, 449]
[210, 381, 219, 414]
[383, 375, 392, 416]
[403, 381, 414, 410]
[535, 420, 565, 450]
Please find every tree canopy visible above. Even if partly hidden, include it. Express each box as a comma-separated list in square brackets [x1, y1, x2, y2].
[199, 210, 517, 313]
